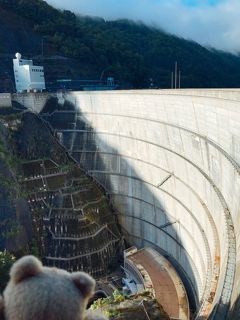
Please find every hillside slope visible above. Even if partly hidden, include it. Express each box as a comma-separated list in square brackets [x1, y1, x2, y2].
[0, 107, 121, 276]
[0, 0, 240, 89]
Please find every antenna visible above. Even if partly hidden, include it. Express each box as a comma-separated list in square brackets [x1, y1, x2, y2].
[42, 38, 44, 57]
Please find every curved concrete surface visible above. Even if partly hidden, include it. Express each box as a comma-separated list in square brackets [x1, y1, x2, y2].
[13, 89, 240, 319]
[126, 247, 190, 319]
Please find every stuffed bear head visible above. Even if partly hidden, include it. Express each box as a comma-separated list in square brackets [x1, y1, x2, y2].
[0, 256, 106, 320]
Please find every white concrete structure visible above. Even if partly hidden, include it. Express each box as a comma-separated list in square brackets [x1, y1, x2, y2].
[12, 89, 240, 319]
[0, 93, 11, 107]
[13, 53, 45, 93]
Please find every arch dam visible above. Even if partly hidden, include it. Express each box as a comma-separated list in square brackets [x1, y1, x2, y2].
[12, 89, 240, 319]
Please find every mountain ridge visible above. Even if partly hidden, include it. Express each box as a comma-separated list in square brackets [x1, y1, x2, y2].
[0, 0, 240, 90]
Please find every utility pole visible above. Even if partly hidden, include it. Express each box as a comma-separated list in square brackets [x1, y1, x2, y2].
[179, 70, 181, 89]
[174, 61, 177, 89]
[171, 72, 173, 89]
[41, 38, 44, 57]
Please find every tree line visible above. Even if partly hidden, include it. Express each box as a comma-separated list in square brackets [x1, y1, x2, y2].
[1, 0, 240, 88]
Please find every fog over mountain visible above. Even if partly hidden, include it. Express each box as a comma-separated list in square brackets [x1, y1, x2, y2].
[47, 0, 240, 53]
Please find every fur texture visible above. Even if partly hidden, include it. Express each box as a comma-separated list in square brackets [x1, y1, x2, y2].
[2, 256, 107, 320]
[9, 255, 42, 284]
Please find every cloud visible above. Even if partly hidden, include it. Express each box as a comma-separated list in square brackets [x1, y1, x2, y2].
[46, 0, 240, 53]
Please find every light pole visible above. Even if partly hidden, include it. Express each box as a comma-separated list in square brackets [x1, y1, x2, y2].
[175, 61, 177, 89]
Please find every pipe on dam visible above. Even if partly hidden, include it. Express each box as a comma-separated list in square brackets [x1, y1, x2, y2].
[13, 89, 240, 319]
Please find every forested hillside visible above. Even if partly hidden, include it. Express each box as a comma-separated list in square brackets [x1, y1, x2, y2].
[0, 0, 240, 89]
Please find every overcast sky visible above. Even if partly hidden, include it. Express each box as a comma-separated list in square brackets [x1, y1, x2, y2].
[46, 0, 240, 53]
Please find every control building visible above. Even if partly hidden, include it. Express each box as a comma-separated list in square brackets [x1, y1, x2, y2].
[13, 52, 45, 93]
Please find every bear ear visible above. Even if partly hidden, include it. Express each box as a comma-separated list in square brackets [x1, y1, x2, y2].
[71, 272, 95, 298]
[0, 295, 5, 320]
[10, 255, 42, 284]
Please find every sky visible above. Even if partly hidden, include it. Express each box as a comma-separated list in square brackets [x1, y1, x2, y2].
[46, 0, 240, 53]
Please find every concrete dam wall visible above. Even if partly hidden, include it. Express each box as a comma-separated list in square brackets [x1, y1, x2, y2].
[13, 89, 240, 319]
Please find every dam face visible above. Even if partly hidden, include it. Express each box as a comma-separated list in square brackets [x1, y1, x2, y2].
[13, 89, 240, 319]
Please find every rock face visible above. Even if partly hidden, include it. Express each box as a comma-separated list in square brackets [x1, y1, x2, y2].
[16, 112, 121, 276]
[0, 118, 31, 256]
[0, 110, 122, 277]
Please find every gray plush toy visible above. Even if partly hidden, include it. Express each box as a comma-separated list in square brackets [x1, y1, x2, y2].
[0, 256, 107, 320]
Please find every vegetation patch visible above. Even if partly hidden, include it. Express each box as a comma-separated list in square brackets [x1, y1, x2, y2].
[0, 250, 15, 292]
[90, 290, 169, 319]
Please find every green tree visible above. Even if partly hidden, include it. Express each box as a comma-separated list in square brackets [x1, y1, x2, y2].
[0, 250, 15, 292]
[1, 0, 240, 88]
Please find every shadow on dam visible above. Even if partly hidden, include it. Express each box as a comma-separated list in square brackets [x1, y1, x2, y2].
[228, 294, 240, 319]
[40, 97, 201, 314]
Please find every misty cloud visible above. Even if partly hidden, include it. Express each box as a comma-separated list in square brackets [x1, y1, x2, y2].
[46, 0, 240, 53]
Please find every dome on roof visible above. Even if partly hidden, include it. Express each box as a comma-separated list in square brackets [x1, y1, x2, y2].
[15, 52, 21, 60]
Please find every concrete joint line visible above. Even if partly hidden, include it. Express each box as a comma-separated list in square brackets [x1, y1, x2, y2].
[60, 111, 240, 174]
